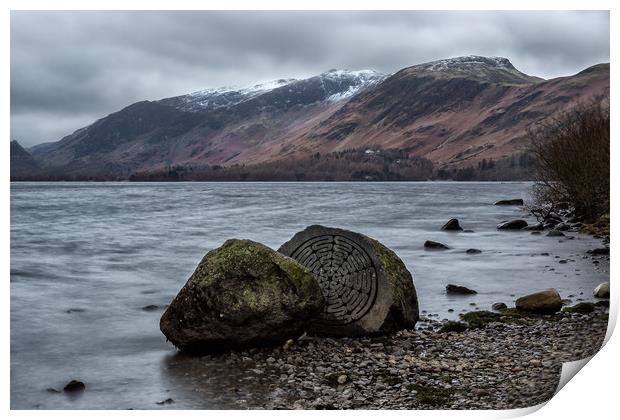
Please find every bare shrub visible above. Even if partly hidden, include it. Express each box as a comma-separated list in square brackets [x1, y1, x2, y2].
[529, 97, 609, 221]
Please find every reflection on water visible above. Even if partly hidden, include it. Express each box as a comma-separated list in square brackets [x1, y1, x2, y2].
[10, 182, 608, 409]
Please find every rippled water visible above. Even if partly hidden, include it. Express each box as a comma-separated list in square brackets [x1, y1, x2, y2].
[10, 182, 608, 409]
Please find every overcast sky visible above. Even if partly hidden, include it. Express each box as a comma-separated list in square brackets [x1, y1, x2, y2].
[11, 10, 609, 147]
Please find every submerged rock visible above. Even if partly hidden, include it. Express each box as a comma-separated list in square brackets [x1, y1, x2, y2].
[494, 199, 524, 205]
[515, 289, 562, 314]
[466, 248, 482, 254]
[546, 230, 565, 237]
[160, 239, 324, 352]
[497, 220, 528, 230]
[424, 240, 450, 250]
[594, 282, 610, 299]
[441, 219, 463, 231]
[446, 284, 477, 295]
[279, 225, 419, 336]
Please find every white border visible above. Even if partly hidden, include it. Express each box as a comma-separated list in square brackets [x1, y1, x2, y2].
[3, 1, 616, 419]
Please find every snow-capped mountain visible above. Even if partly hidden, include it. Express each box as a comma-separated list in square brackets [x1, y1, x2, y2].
[401, 55, 542, 85]
[160, 69, 385, 112]
[17, 57, 608, 180]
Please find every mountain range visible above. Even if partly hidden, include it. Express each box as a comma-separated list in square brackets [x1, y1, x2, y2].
[11, 55, 609, 180]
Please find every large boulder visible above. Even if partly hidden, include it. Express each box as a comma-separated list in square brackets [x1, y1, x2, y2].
[278, 225, 419, 336]
[160, 239, 324, 352]
[497, 220, 528, 230]
[515, 289, 562, 314]
[594, 282, 610, 299]
[441, 219, 463, 231]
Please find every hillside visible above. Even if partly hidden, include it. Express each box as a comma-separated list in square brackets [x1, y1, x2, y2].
[13, 56, 609, 180]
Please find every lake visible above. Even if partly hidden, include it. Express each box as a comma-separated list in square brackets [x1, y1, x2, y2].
[10, 182, 608, 409]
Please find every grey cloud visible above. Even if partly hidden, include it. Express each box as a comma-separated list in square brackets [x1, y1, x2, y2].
[11, 10, 609, 147]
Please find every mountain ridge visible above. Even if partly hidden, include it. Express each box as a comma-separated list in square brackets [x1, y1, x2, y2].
[12, 56, 609, 180]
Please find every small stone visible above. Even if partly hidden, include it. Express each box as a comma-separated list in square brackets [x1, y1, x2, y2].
[337, 375, 348, 385]
[283, 339, 294, 351]
[491, 302, 507, 311]
[515, 289, 562, 314]
[593, 282, 610, 299]
[547, 230, 565, 237]
[156, 398, 174, 405]
[466, 248, 482, 254]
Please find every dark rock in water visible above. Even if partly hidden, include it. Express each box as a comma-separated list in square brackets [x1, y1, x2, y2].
[494, 199, 524, 205]
[446, 284, 477, 295]
[497, 220, 528, 230]
[546, 230, 565, 237]
[491, 302, 507, 311]
[63, 380, 85, 393]
[515, 289, 562, 314]
[463, 229, 475, 233]
[424, 240, 450, 250]
[531, 231, 541, 235]
[441, 219, 463, 231]
[279, 225, 419, 336]
[555, 223, 570, 231]
[65, 308, 85, 314]
[587, 248, 610, 255]
[562, 302, 596, 314]
[438, 321, 468, 333]
[595, 300, 610, 308]
[156, 398, 175, 405]
[466, 248, 482, 254]
[160, 239, 324, 352]
[523, 223, 544, 231]
[593, 282, 610, 299]
[560, 299, 573, 306]
[142, 304, 165, 311]
[46, 388, 61, 393]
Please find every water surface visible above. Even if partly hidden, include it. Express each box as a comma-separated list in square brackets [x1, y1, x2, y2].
[10, 182, 608, 409]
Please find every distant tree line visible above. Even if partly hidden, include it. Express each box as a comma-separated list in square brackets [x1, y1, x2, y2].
[13, 147, 539, 182]
[129, 148, 436, 182]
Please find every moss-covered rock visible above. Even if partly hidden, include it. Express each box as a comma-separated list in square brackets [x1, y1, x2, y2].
[562, 302, 596, 314]
[438, 321, 468, 333]
[160, 239, 324, 352]
[279, 225, 419, 336]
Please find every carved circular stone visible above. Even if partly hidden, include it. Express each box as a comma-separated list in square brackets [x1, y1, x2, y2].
[279, 225, 418, 336]
[289, 234, 378, 326]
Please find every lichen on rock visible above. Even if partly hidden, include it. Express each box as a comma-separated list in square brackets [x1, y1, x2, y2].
[160, 239, 324, 352]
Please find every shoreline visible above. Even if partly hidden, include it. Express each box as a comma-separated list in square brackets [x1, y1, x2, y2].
[161, 305, 609, 410]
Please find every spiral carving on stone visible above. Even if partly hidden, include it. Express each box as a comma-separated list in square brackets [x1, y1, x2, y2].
[290, 235, 378, 325]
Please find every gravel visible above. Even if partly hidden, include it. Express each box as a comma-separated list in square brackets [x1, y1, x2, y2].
[170, 306, 608, 409]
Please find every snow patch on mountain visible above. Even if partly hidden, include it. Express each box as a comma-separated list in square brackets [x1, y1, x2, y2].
[425, 56, 514, 72]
